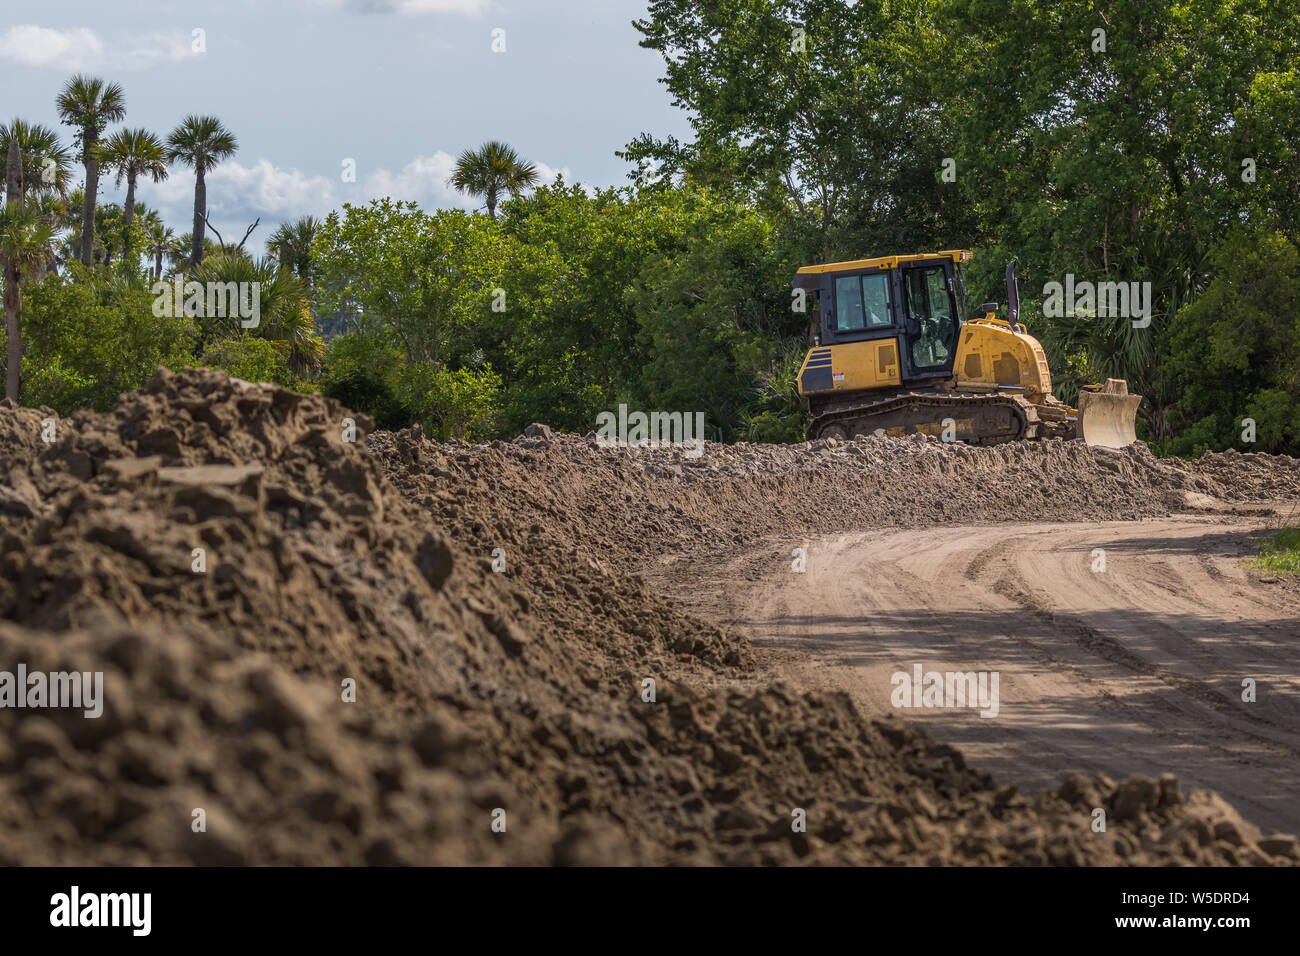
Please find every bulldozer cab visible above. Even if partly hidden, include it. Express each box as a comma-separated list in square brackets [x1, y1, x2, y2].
[797, 251, 969, 386]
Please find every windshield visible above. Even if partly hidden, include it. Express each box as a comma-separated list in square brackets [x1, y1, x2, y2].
[954, 264, 968, 322]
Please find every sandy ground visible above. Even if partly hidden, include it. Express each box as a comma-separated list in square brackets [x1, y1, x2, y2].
[654, 508, 1300, 837]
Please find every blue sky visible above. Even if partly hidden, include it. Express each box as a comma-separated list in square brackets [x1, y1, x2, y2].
[1, 0, 690, 236]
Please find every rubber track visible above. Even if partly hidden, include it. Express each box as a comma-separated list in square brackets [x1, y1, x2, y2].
[808, 391, 1041, 445]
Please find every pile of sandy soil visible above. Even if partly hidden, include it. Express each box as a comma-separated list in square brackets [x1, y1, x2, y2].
[0, 369, 1296, 865]
[392, 427, 1300, 573]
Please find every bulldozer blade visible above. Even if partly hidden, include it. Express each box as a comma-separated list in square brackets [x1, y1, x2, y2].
[1077, 378, 1142, 448]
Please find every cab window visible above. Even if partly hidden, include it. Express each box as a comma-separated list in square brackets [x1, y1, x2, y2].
[834, 273, 892, 333]
[834, 275, 864, 331]
[904, 265, 958, 370]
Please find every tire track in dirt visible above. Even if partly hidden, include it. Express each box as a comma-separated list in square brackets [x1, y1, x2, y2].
[992, 572, 1298, 741]
[662, 514, 1300, 836]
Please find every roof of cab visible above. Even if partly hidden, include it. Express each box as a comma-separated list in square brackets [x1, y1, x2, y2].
[795, 249, 973, 275]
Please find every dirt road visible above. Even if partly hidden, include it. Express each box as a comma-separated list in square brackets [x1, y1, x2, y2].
[659, 512, 1300, 836]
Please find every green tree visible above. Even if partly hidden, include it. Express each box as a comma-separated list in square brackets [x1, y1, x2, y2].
[1163, 228, 1300, 456]
[1234, 69, 1300, 242]
[186, 252, 324, 377]
[55, 74, 126, 266]
[393, 361, 501, 440]
[0, 120, 71, 284]
[738, 341, 808, 443]
[100, 127, 169, 264]
[485, 181, 799, 437]
[94, 203, 130, 266]
[17, 265, 196, 412]
[314, 199, 494, 368]
[168, 231, 220, 273]
[166, 115, 238, 267]
[489, 182, 654, 431]
[628, 193, 800, 439]
[450, 140, 539, 219]
[142, 210, 174, 279]
[1, 203, 56, 401]
[1, 134, 58, 401]
[627, 0, 975, 259]
[200, 336, 292, 387]
[0, 120, 72, 202]
[942, 0, 1300, 437]
[315, 199, 503, 433]
[267, 215, 318, 282]
[319, 331, 413, 430]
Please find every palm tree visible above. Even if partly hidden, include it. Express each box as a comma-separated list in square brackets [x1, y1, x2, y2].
[266, 215, 317, 282]
[168, 231, 219, 273]
[142, 210, 173, 279]
[189, 253, 325, 376]
[0, 120, 72, 202]
[166, 115, 237, 268]
[0, 203, 53, 400]
[449, 140, 539, 219]
[2, 138, 56, 401]
[100, 128, 168, 264]
[1, 121, 71, 277]
[55, 75, 126, 266]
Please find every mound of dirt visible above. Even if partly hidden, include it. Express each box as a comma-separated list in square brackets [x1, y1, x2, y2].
[377, 427, 1300, 574]
[0, 370, 1296, 865]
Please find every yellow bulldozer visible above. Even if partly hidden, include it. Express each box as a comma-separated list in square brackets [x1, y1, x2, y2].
[794, 250, 1141, 448]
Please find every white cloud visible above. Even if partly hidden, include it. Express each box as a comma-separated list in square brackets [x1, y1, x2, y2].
[137, 160, 337, 238]
[383, 0, 492, 12]
[213, 159, 339, 218]
[0, 25, 103, 70]
[362, 154, 573, 210]
[0, 24, 194, 71]
[343, 152, 566, 211]
[362, 151, 463, 207]
[533, 162, 573, 187]
[308, 0, 492, 15]
[116, 31, 194, 70]
[122, 150, 563, 236]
